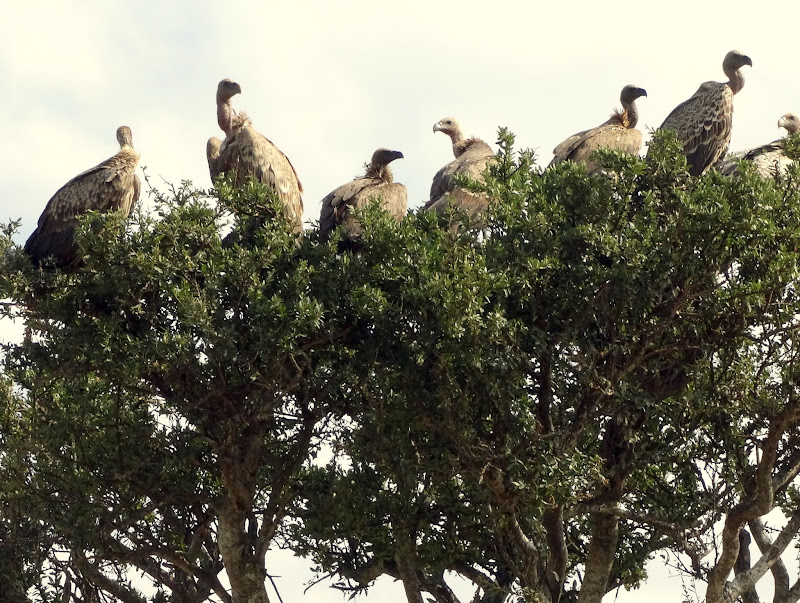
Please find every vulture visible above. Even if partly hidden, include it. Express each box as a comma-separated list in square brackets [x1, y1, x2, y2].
[549, 85, 647, 172]
[655, 50, 752, 176]
[319, 148, 407, 249]
[423, 117, 495, 225]
[208, 78, 304, 232]
[24, 126, 141, 269]
[716, 113, 800, 177]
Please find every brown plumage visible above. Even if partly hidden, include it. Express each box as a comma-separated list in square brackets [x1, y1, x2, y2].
[206, 137, 222, 183]
[319, 149, 407, 248]
[24, 126, 141, 269]
[655, 50, 752, 176]
[549, 85, 647, 172]
[210, 79, 304, 232]
[424, 117, 495, 225]
[716, 113, 800, 177]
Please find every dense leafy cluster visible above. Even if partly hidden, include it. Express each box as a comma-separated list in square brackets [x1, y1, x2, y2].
[2, 131, 800, 603]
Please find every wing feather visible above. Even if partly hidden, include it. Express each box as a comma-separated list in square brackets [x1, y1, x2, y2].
[218, 125, 304, 231]
[25, 145, 140, 267]
[320, 178, 407, 241]
[425, 140, 495, 219]
[660, 82, 733, 176]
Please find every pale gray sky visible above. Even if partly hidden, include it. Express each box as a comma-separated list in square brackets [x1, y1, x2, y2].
[1, 1, 798, 600]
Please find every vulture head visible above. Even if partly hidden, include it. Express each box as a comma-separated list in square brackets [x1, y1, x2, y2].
[620, 85, 647, 104]
[116, 126, 134, 148]
[778, 113, 800, 135]
[371, 148, 404, 166]
[216, 79, 243, 138]
[433, 117, 464, 143]
[366, 148, 404, 181]
[722, 50, 752, 94]
[723, 50, 753, 71]
[216, 78, 242, 103]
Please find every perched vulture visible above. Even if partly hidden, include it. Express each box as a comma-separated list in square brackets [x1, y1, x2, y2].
[655, 50, 752, 176]
[549, 85, 647, 172]
[424, 117, 495, 225]
[24, 126, 141, 269]
[319, 148, 407, 249]
[716, 113, 800, 177]
[209, 78, 304, 232]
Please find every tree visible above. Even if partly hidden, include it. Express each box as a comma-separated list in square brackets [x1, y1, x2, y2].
[3, 132, 800, 603]
[290, 131, 800, 603]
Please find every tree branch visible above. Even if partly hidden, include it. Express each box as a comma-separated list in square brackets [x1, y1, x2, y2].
[706, 403, 800, 603]
[748, 517, 790, 603]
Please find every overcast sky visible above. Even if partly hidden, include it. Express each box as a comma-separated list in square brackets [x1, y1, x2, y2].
[2, 1, 798, 600]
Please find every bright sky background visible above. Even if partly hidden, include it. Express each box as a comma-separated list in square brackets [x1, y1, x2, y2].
[2, 1, 798, 601]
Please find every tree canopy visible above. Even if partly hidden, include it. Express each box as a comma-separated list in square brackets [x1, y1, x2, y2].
[3, 131, 800, 603]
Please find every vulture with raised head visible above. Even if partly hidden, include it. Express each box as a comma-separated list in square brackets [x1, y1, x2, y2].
[209, 78, 304, 232]
[319, 148, 407, 249]
[25, 126, 141, 269]
[716, 113, 800, 177]
[424, 117, 495, 225]
[549, 85, 647, 172]
[655, 50, 752, 176]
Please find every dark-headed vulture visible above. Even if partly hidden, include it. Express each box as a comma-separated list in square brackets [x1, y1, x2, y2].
[319, 148, 407, 250]
[549, 85, 647, 172]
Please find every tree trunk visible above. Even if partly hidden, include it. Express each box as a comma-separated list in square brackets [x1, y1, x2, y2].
[216, 424, 270, 603]
[218, 504, 270, 603]
[577, 512, 618, 603]
[734, 529, 759, 603]
[395, 550, 424, 603]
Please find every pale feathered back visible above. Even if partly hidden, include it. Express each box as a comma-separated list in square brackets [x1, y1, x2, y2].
[716, 113, 800, 177]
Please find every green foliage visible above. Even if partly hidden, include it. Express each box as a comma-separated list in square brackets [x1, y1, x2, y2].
[3, 133, 800, 603]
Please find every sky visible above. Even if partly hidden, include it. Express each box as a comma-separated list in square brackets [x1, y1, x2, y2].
[1, 0, 799, 600]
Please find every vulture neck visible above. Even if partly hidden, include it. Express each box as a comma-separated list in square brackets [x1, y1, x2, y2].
[726, 68, 746, 95]
[366, 163, 394, 183]
[217, 101, 235, 138]
[621, 100, 639, 129]
[447, 129, 466, 157]
[453, 137, 480, 158]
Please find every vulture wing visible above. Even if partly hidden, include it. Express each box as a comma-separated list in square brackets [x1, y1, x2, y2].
[427, 140, 494, 207]
[320, 179, 407, 241]
[25, 141, 140, 268]
[207, 137, 223, 183]
[717, 140, 789, 177]
[551, 124, 643, 170]
[660, 82, 733, 176]
[218, 125, 304, 231]
[550, 128, 592, 166]
[424, 141, 495, 221]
